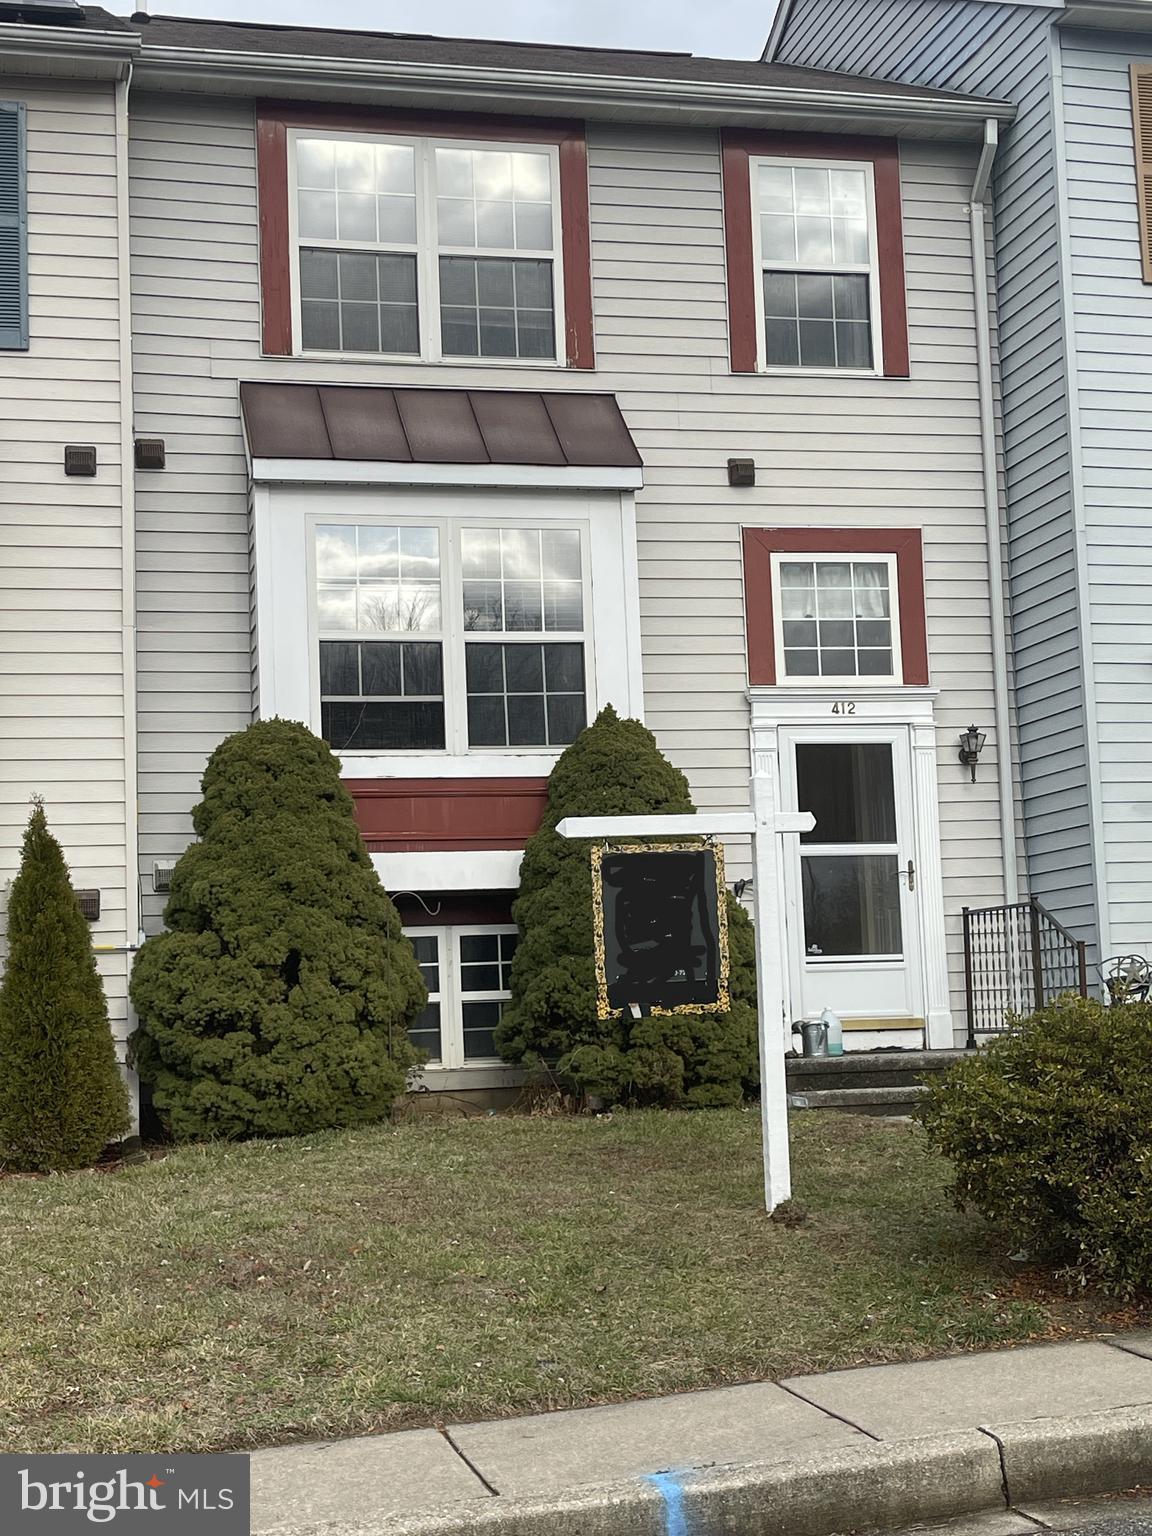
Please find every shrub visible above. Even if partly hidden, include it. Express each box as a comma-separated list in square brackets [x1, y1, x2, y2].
[917, 994, 1152, 1294]
[0, 802, 130, 1171]
[495, 705, 758, 1107]
[130, 720, 425, 1140]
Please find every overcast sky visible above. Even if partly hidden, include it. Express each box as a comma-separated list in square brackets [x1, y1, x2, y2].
[152, 0, 780, 59]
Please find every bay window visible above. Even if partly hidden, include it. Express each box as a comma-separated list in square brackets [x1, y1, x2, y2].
[292, 131, 563, 361]
[316, 519, 589, 754]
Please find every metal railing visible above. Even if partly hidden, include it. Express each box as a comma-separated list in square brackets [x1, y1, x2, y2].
[963, 897, 1088, 1047]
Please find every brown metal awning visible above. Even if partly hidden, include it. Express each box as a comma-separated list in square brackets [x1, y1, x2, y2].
[240, 382, 643, 470]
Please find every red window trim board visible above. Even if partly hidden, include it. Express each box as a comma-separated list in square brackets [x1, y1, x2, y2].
[742, 527, 927, 686]
[721, 132, 910, 379]
[256, 104, 594, 368]
[345, 775, 549, 853]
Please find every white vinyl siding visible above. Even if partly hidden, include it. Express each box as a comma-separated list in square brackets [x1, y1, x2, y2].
[0, 79, 132, 1054]
[128, 96, 1017, 1041]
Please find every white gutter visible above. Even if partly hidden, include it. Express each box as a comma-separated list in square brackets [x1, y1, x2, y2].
[0, 20, 139, 68]
[131, 45, 1015, 133]
[114, 65, 141, 963]
[969, 117, 1019, 905]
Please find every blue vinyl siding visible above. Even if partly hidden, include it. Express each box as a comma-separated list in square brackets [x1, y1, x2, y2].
[773, 0, 1100, 954]
[0, 100, 27, 351]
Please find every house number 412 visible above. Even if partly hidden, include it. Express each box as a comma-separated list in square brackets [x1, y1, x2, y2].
[830, 701, 856, 715]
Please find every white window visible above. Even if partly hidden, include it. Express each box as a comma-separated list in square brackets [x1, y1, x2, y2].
[405, 926, 519, 1067]
[751, 157, 880, 372]
[772, 554, 899, 683]
[292, 131, 564, 362]
[315, 520, 589, 753]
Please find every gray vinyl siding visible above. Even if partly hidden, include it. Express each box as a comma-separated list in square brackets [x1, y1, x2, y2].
[129, 95, 1014, 1037]
[0, 78, 132, 1048]
[775, 0, 1099, 952]
[1060, 28, 1152, 954]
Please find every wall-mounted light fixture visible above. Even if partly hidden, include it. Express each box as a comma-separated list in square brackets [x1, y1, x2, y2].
[958, 724, 987, 783]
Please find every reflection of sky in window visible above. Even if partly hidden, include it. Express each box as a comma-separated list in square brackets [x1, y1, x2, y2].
[435, 147, 553, 253]
[316, 525, 441, 632]
[460, 528, 582, 632]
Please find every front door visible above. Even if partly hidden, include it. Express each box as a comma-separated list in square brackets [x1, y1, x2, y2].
[779, 725, 923, 1027]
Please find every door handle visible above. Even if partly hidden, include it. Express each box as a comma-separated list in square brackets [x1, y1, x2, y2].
[904, 859, 916, 893]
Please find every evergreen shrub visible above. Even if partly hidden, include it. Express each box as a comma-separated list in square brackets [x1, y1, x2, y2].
[0, 802, 130, 1171]
[130, 720, 424, 1140]
[495, 706, 758, 1107]
[917, 994, 1152, 1294]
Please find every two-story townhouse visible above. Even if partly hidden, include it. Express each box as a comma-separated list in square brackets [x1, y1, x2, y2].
[108, 13, 1028, 1095]
[0, 1, 139, 1106]
[767, 0, 1152, 995]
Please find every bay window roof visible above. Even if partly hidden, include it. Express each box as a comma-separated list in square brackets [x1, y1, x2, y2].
[239, 382, 643, 469]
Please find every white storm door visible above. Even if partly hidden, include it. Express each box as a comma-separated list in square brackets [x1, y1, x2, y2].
[780, 726, 923, 1025]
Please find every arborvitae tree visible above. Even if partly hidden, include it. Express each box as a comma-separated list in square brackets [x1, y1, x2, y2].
[0, 802, 130, 1171]
[495, 706, 759, 1107]
[130, 720, 425, 1140]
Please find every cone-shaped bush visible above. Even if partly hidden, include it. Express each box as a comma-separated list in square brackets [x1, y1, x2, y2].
[0, 802, 130, 1171]
[495, 706, 758, 1107]
[130, 720, 425, 1140]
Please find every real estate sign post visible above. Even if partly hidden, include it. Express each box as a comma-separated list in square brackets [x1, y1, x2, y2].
[556, 778, 815, 1213]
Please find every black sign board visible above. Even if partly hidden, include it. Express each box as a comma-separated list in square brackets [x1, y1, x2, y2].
[592, 841, 730, 1018]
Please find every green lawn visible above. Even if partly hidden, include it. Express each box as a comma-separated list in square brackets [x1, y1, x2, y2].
[0, 1109, 1144, 1454]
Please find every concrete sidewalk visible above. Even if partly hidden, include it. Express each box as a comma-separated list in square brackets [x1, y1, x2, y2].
[250, 1334, 1152, 1535]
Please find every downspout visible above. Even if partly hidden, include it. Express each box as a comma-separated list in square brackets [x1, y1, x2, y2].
[969, 117, 1019, 905]
[115, 66, 141, 965]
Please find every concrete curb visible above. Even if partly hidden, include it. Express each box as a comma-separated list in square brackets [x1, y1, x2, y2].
[989, 1402, 1152, 1504]
[253, 1404, 1152, 1536]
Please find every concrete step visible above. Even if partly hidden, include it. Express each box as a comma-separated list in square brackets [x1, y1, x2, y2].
[787, 1084, 928, 1116]
[786, 1049, 966, 1094]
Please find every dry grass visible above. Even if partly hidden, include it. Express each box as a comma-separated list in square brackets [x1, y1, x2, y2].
[1, 1109, 1144, 1454]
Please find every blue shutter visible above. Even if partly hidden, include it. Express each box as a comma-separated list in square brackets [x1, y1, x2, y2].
[0, 102, 28, 351]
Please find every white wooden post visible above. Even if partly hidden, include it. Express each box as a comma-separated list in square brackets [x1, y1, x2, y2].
[555, 793, 813, 1213]
[752, 768, 792, 1211]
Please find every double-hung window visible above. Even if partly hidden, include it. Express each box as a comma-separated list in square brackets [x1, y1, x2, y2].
[751, 157, 880, 372]
[316, 520, 589, 754]
[293, 131, 563, 362]
[405, 925, 519, 1067]
[772, 554, 899, 683]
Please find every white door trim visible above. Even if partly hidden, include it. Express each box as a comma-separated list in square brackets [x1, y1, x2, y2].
[748, 687, 952, 1047]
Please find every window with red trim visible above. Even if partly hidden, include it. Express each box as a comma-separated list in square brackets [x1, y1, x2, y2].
[742, 528, 927, 686]
[722, 133, 909, 379]
[256, 107, 594, 368]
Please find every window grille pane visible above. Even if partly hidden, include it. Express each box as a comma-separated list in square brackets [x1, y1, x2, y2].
[460, 528, 583, 634]
[435, 147, 553, 252]
[300, 250, 419, 355]
[297, 138, 417, 249]
[761, 270, 871, 370]
[439, 256, 555, 360]
[778, 560, 895, 680]
[461, 999, 503, 1060]
[321, 700, 445, 751]
[316, 526, 441, 632]
[464, 642, 585, 748]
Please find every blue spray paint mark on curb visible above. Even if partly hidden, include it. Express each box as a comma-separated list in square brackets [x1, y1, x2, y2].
[645, 1471, 689, 1536]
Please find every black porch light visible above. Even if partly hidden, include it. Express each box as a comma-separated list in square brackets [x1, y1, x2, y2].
[958, 724, 986, 782]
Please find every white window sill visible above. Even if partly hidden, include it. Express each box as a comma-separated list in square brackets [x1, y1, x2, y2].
[339, 753, 560, 779]
[277, 350, 570, 371]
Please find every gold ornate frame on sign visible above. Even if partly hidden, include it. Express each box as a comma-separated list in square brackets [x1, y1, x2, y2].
[591, 840, 730, 1020]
